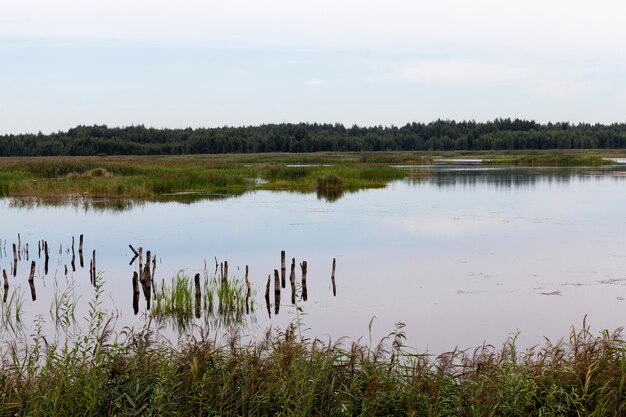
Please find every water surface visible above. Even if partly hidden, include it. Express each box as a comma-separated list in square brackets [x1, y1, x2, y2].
[2, 165, 626, 353]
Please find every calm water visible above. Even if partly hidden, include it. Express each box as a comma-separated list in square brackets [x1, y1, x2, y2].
[2, 165, 626, 353]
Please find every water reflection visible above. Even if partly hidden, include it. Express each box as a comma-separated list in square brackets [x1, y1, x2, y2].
[7, 192, 244, 213]
[404, 166, 626, 189]
[2, 165, 626, 353]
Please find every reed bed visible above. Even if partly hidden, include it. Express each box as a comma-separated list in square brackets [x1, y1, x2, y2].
[1, 274, 626, 415]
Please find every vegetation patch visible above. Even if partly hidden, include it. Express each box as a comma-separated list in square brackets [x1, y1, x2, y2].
[0, 152, 620, 202]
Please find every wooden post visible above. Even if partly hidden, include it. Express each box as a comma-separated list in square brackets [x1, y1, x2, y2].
[28, 261, 36, 301]
[138, 247, 143, 282]
[44, 241, 49, 275]
[91, 250, 96, 285]
[331, 258, 336, 297]
[143, 251, 152, 286]
[12, 243, 17, 263]
[28, 260, 35, 280]
[223, 261, 228, 283]
[245, 265, 251, 314]
[79, 234, 84, 267]
[25, 243, 28, 261]
[281, 250, 286, 288]
[289, 258, 296, 304]
[3, 269, 8, 303]
[265, 274, 271, 318]
[274, 269, 281, 315]
[141, 251, 152, 310]
[132, 271, 139, 315]
[38, 240, 41, 258]
[17, 234, 21, 261]
[194, 273, 201, 319]
[151, 255, 157, 299]
[300, 261, 308, 302]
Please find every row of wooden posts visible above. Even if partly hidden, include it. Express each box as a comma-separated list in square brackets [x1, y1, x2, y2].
[263, 250, 336, 317]
[0, 234, 87, 277]
[1, 234, 93, 304]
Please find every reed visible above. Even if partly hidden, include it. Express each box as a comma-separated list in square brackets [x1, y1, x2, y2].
[1, 308, 626, 416]
[152, 269, 252, 332]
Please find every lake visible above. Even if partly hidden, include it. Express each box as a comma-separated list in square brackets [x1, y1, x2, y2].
[1, 165, 626, 353]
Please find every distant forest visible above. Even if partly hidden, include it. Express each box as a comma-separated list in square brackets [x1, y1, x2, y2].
[2, 119, 626, 156]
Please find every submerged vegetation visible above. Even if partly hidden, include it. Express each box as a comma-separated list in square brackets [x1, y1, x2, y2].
[2, 275, 626, 415]
[0, 151, 620, 203]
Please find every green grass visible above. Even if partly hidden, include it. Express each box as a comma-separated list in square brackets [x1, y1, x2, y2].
[3, 312, 626, 415]
[152, 270, 252, 332]
[0, 151, 620, 203]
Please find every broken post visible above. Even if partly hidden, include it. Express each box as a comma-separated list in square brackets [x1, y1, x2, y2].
[194, 273, 201, 319]
[274, 269, 281, 315]
[151, 255, 157, 298]
[331, 258, 336, 297]
[141, 251, 152, 310]
[90, 250, 96, 285]
[300, 261, 308, 302]
[132, 271, 139, 315]
[44, 241, 49, 275]
[138, 247, 143, 282]
[79, 234, 84, 267]
[28, 260, 36, 301]
[281, 250, 286, 288]
[265, 274, 271, 318]
[289, 258, 296, 304]
[245, 265, 251, 314]
[3, 270, 8, 303]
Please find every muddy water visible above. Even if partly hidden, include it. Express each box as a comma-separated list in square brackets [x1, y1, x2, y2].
[1, 165, 626, 353]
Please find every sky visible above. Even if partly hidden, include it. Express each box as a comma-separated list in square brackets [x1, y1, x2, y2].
[1, 0, 626, 134]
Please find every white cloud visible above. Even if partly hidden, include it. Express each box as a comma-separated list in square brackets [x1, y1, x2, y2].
[381, 59, 530, 87]
[305, 79, 326, 87]
[530, 77, 607, 99]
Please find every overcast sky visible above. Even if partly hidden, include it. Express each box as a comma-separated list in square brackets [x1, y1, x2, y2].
[1, 0, 626, 134]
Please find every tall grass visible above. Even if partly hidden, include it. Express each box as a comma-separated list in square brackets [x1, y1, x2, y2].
[2, 303, 626, 415]
[152, 270, 252, 332]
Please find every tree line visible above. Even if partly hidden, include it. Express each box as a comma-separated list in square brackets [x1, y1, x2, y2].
[2, 119, 626, 156]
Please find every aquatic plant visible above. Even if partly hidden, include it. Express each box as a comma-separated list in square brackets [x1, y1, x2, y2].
[152, 269, 253, 332]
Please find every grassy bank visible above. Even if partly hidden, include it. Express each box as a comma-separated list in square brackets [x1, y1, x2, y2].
[2, 308, 626, 415]
[0, 151, 621, 202]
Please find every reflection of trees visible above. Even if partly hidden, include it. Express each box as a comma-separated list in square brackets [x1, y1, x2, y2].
[405, 167, 626, 190]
